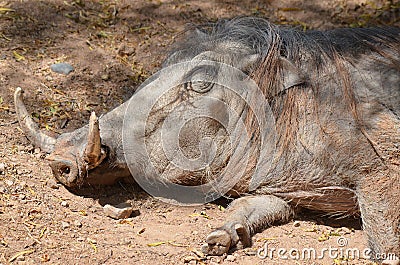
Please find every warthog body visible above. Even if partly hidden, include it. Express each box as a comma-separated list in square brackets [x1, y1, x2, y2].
[15, 17, 399, 261]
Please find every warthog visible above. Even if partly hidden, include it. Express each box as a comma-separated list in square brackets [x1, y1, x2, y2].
[15, 17, 399, 262]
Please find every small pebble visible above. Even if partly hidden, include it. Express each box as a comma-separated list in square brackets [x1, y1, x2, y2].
[293, 221, 301, 227]
[183, 256, 198, 263]
[0, 163, 5, 173]
[24, 238, 36, 248]
[61, 221, 70, 229]
[87, 238, 96, 244]
[24, 145, 34, 152]
[77, 237, 85, 242]
[61, 201, 69, 207]
[73, 220, 82, 228]
[50, 63, 74, 75]
[123, 238, 131, 245]
[15, 181, 26, 191]
[209, 256, 222, 263]
[341, 227, 352, 234]
[46, 178, 59, 189]
[5, 179, 13, 186]
[118, 44, 135, 56]
[225, 255, 236, 262]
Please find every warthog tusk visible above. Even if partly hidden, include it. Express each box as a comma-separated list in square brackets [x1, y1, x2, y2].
[14, 87, 56, 153]
[84, 111, 105, 168]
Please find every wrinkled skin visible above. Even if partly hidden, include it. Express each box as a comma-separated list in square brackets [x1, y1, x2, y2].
[15, 17, 399, 263]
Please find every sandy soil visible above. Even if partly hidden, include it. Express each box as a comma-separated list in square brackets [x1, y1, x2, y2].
[0, 0, 399, 264]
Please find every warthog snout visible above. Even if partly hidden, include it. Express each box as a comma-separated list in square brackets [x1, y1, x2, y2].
[47, 156, 79, 186]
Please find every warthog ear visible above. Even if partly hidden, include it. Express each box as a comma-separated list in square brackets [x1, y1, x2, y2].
[280, 57, 307, 90]
[240, 54, 260, 73]
[194, 28, 208, 39]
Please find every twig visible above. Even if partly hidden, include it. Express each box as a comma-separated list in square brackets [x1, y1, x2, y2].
[0, 120, 18, 126]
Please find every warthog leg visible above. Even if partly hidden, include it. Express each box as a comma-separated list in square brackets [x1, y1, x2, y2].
[357, 183, 400, 262]
[201, 195, 293, 255]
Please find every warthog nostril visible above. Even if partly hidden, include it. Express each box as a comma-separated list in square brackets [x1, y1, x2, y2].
[48, 159, 79, 187]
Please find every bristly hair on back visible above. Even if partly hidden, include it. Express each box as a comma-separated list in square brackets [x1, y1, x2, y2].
[168, 17, 400, 169]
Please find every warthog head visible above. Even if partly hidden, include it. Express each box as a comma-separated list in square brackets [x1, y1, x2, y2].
[14, 18, 304, 201]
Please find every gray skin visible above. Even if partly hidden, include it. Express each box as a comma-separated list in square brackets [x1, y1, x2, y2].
[15, 17, 399, 262]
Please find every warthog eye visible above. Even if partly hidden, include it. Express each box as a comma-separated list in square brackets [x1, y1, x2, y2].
[189, 80, 213, 93]
[184, 64, 217, 93]
[59, 166, 70, 175]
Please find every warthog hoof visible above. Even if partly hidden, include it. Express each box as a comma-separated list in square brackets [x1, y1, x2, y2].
[201, 223, 251, 255]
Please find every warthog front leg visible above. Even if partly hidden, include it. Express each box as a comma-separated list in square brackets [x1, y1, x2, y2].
[202, 195, 294, 255]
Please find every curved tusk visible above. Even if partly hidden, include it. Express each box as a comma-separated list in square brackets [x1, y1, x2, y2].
[84, 111, 104, 168]
[14, 87, 56, 153]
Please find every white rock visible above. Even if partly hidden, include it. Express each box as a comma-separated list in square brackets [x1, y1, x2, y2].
[46, 178, 59, 189]
[73, 220, 82, 228]
[103, 202, 133, 219]
[61, 221, 70, 229]
[293, 221, 301, 227]
[225, 255, 236, 262]
[5, 179, 13, 186]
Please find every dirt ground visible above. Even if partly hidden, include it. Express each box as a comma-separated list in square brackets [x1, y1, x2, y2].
[0, 0, 399, 264]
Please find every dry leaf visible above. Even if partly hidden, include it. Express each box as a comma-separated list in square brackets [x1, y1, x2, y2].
[8, 249, 35, 262]
[137, 227, 145, 234]
[0, 7, 15, 12]
[183, 256, 199, 263]
[39, 227, 47, 239]
[87, 238, 97, 253]
[318, 233, 330, 242]
[189, 211, 210, 219]
[279, 7, 303, 11]
[168, 241, 188, 247]
[13, 51, 25, 62]
[79, 210, 87, 216]
[189, 247, 205, 258]
[147, 241, 168, 247]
